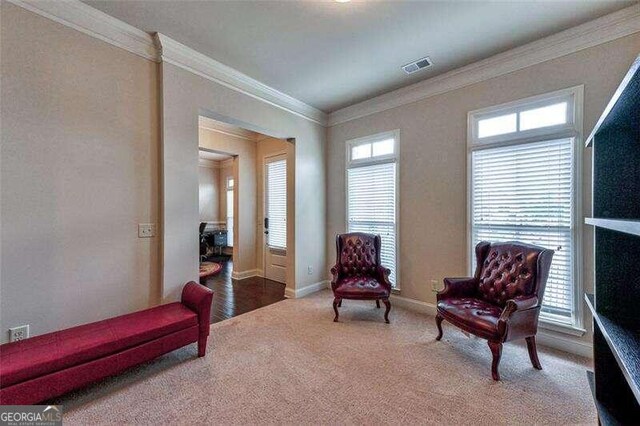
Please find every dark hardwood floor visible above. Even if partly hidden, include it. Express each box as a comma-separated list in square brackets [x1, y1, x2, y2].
[200, 259, 286, 324]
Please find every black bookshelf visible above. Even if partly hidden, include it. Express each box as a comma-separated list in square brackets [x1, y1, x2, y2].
[585, 54, 640, 425]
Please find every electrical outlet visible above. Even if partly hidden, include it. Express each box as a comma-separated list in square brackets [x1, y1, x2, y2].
[307, 265, 313, 275]
[138, 223, 156, 238]
[9, 325, 29, 342]
[431, 279, 439, 293]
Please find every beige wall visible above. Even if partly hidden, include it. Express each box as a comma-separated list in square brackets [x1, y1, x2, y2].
[1, 3, 325, 343]
[198, 163, 220, 222]
[199, 127, 255, 273]
[327, 33, 640, 347]
[161, 62, 325, 300]
[0, 3, 160, 342]
[256, 137, 295, 278]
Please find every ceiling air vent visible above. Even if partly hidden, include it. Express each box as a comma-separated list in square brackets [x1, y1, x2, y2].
[402, 56, 432, 74]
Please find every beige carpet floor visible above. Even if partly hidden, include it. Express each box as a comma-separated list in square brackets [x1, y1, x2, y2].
[56, 290, 595, 425]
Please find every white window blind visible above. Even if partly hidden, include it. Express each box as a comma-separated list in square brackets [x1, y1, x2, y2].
[471, 137, 574, 320]
[347, 162, 397, 286]
[266, 159, 287, 249]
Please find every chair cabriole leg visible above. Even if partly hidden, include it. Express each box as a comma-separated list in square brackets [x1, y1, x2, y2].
[435, 313, 444, 340]
[488, 341, 503, 381]
[382, 298, 391, 323]
[526, 336, 542, 370]
[333, 298, 340, 322]
[376, 299, 380, 309]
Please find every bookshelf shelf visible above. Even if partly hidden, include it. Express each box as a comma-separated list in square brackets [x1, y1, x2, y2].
[585, 294, 640, 404]
[585, 218, 640, 238]
[585, 55, 640, 425]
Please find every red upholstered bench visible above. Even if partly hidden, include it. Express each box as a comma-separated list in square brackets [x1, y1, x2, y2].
[0, 282, 213, 405]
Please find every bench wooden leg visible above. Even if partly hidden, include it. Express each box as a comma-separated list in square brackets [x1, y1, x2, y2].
[198, 336, 207, 357]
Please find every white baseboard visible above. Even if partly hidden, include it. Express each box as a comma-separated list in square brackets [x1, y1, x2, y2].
[231, 269, 260, 280]
[285, 280, 330, 299]
[389, 293, 592, 358]
[536, 330, 593, 358]
[390, 294, 438, 316]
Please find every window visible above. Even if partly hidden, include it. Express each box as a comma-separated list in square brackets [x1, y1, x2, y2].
[266, 157, 287, 250]
[468, 87, 583, 330]
[346, 131, 399, 288]
[226, 176, 234, 247]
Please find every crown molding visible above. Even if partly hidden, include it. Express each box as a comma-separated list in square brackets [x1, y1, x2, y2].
[199, 116, 259, 141]
[8, 0, 158, 62]
[8, 0, 327, 126]
[328, 4, 640, 126]
[155, 33, 328, 126]
[11, 0, 638, 129]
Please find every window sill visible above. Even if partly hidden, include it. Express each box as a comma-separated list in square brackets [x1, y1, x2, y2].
[391, 288, 400, 295]
[539, 319, 586, 337]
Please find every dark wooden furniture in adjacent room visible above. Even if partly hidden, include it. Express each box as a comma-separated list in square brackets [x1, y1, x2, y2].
[330, 233, 392, 323]
[436, 241, 554, 380]
[584, 54, 640, 425]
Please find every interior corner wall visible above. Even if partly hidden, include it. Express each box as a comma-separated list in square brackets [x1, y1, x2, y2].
[160, 62, 326, 300]
[326, 33, 640, 350]
[0, 3, 160, 342]
[198, 164, 220, 222]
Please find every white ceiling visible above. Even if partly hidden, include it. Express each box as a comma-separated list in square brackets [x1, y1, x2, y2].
[85, 0, 635, 112]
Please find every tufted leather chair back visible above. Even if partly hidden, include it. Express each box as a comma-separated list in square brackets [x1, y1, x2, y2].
[474, 241, 551, 307]
[335, 233, 381, 278]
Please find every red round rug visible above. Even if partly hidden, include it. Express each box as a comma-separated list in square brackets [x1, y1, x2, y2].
[199, 262, 222, 278]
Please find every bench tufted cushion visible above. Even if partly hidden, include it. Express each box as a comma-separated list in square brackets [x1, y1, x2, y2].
[0, 303, 197, 388]
[477, 244, 539, 307]
[339, 234, 378, 277]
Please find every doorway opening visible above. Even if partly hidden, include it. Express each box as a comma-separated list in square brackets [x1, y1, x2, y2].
[198, 116, 294, 322]
[198, 148, 234, 268]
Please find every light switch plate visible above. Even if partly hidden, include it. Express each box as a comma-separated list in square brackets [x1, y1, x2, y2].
[138, 223, 156, 238]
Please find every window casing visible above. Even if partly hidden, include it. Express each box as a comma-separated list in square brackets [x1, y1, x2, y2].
[468, 86, 584, 332]
[346, 130, 400, 288]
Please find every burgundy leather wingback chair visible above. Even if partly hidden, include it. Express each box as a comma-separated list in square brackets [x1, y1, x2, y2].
[331, 233, 392, 323]
[436, 241, 554, 380]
